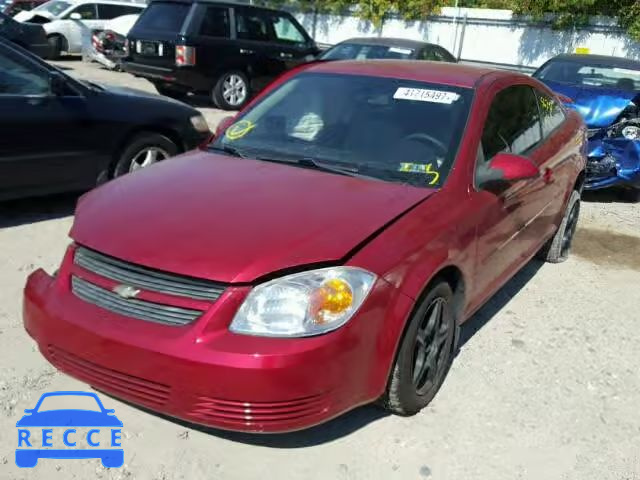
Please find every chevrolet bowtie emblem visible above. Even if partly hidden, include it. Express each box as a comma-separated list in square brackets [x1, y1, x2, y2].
[112, 284, 140, 299]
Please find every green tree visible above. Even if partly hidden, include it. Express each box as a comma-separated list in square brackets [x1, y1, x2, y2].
[265, 0, 640, 40]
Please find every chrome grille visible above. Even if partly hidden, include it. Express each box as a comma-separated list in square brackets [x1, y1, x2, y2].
[72, 276, 202, 326]
[74, 246, 225, 301]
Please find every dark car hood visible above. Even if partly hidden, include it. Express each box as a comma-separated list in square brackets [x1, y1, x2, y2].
[71, 151, 434, 283]
[544, 80, 639, 128]
[16, 410, 123, 427]
[98, 83, 188, 106]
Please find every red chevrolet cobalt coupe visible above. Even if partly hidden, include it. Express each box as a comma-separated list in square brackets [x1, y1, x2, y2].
[24, 61, 586, 433]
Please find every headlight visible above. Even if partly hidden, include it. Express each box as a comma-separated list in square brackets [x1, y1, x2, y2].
[621, 125, 640, 140]
[190, 114, 210, 133]
[230, 267, 377, 337]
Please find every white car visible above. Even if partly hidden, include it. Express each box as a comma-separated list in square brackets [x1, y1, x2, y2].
[85, 13, 138, 69]
[14, 0, 145, 58]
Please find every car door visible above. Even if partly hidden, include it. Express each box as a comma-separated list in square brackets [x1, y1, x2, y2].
[63, 2, 101, 53]
[0, 42, 99, 199]
[470, 83, 547, 300]
[190, 4, 236, 81]
[533, 88, 574, 220]
[232, 7, 272, 92]
[261, 11, 315, 74]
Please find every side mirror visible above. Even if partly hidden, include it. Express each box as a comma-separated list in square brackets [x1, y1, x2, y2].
[69, 12, 82, 20]
[49, 71, 66, 96]
[214, 115, 236, 138]
[23, 409, 34, 414]
[477, 152, 539, 190]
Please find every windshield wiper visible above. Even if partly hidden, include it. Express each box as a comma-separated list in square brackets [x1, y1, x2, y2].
[208, 144, 248, 158]
[256, 155, 376, 180]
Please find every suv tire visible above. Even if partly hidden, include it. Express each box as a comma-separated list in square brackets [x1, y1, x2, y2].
[212, 71, 250, 110]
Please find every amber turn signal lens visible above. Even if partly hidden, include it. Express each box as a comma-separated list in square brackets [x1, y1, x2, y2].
[309, 278, 354, 323]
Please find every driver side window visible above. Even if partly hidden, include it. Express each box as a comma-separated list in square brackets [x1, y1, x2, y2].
[67, 3, 97, 19]
[0, 48, 48, 96]
[481, 85, 543, 162]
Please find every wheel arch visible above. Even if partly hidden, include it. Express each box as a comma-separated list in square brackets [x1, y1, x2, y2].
[574, 169, 586, 193]
[47, 32, 68, 51]
[108, 126, 184, 178]
[375, 263, 468, 400]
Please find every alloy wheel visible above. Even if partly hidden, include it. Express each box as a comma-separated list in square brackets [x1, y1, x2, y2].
[128, 147, 169, 173]
[222, 74, 247, 107]
[412, 297, 450, 396]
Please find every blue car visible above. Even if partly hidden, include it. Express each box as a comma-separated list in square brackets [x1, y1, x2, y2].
[16, 391, 123, 468]
[534, 54, 640, 201]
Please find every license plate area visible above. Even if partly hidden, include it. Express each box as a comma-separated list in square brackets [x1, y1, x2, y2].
[137, 40, 164, 56]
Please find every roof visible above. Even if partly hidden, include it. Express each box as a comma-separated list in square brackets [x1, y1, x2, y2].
[304, 59, 518, 88]
[548, 54, 640, 69]
[337, 37, 432, 49]
[149, 0, 281, 11]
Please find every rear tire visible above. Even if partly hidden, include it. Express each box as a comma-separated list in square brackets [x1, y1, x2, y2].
[47, 34, 63, 60]
[381, 281, 456, 416]
[212, 70, 250, 110]
[114, 132, 178, 177]
[537, 190, 581, 263]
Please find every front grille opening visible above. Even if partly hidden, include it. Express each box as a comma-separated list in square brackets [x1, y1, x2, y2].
[74, 246, 225, 301]
[72, 276, 202, 326]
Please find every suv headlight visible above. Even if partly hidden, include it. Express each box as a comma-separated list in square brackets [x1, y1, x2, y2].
[190, 114, 210, 133]
[230, 267, 377, 337]
[621, 125, 640, 140]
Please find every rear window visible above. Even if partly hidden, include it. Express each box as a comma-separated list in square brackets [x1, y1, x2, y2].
[320, 43, 415, 61]
[134, 1, 189, 32]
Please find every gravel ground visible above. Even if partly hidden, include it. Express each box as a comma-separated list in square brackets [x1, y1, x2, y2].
[1, 60, 639, 480]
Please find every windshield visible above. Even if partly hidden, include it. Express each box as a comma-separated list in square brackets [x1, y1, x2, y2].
[320, 43, 415, 60]
[36, 395, 102, 412]
[211, 73, 472, 188]
[536, 59, 640, 91]
[133, 1, 189, 32]
[34, 0, 70, 15]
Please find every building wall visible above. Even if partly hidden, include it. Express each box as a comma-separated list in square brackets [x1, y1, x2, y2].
[294, 7, 640, 69]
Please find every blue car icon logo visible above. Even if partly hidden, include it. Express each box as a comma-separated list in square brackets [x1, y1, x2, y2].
[16, 391, 123, 468]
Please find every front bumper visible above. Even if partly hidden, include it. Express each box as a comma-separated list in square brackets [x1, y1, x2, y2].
[23, 256, 412, 433]
[585, 136, 640, 190]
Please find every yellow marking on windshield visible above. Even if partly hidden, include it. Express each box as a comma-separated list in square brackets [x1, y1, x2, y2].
[398, 162, 440, 185]
[225, 120, 256, 141]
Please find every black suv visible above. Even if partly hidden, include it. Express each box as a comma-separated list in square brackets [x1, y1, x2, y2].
[123, 0, 318, 110]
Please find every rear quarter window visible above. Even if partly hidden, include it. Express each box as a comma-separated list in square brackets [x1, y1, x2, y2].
[133, 2, 189, 32]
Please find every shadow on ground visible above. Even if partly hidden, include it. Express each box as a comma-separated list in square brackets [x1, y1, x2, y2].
[105, 259, 544, 447]
[0, 193, 79, 229]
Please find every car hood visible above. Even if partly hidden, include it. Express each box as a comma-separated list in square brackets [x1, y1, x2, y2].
[71, 151, 434, 283]
[16, 410, 123, 427]
[544, 80, 639, 128]
[14, 10, 54, 22]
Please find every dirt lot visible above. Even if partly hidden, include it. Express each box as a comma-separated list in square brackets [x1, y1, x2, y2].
[1, 60, 639, 480]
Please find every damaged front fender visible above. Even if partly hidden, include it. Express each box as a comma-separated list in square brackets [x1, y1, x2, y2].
[586, 132, 640, 190]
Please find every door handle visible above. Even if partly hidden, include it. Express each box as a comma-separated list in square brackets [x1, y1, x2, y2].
[279, 52, 293, 59]
[239, 48, 254, 55]
[543, 167, 554, 183]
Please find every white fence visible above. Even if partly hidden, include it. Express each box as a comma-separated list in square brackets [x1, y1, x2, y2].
[292, 7, 640, 70]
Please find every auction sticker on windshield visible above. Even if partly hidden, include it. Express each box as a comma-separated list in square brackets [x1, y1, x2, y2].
[394, 87, 460, 104]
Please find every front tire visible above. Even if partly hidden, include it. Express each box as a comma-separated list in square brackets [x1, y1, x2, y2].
[47, 34, 64, 60]
[537, 190, 581, 263]
[113, 133, 178, 178]
[382, 281, 456, 416]
[212, 71, 250, 110]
